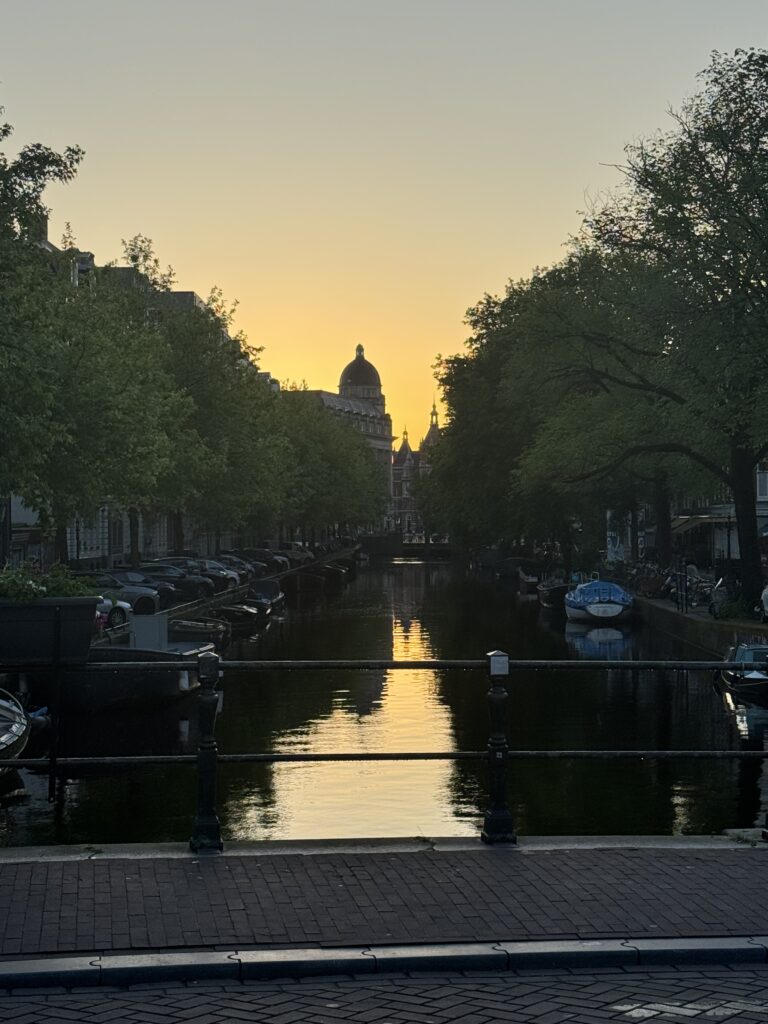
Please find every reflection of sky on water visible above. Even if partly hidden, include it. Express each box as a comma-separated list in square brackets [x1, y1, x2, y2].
[225, 562, 476, 841]
[3, 562, 766, 844]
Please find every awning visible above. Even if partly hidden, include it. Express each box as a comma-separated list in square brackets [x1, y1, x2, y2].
[671, 515, 734, 534]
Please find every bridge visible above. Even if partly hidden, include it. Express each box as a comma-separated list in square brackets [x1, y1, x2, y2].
[360, 534, 452, 559]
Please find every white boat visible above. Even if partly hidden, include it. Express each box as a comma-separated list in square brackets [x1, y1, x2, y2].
[564, 580, 634, 623]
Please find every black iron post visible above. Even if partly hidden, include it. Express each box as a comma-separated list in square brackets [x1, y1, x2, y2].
[48, 604, 62, 803]
[189, 651, 223, 853]
[481, 650, 516, 844]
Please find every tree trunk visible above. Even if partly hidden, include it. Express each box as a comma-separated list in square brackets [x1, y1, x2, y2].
[171, 510, 184, 555]
[54, 522, 69, 564]
[653, 470, 672, 566]
[731, 444, 763, 605]
[128, 508, 141, 567]
[630, 506, 639, 562]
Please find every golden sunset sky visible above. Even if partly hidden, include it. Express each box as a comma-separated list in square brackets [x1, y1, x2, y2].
[3, 0, 768, 439]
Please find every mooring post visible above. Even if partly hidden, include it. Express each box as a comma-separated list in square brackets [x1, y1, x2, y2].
[189, 651, 224, 853]
[481, 649, 516, 844]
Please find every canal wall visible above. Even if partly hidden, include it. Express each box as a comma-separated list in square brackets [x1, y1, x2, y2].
[636, 596, 768, 657]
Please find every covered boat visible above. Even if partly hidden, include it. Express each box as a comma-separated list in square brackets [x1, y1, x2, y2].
[564, 579, 634, 623]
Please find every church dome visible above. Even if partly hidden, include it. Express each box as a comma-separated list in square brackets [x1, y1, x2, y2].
[339, 344, 381, 389]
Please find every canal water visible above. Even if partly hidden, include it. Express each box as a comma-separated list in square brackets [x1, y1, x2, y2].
[1, 560, 765, 846]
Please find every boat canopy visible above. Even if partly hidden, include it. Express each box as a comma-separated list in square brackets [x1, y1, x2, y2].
[733, 645, 768, 664]
[566, 580, 633, 607]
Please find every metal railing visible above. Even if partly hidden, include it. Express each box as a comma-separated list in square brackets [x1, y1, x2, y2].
[1, 651, 764, 851]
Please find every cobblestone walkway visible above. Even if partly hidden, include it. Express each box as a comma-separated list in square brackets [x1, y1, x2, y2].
[3, 965, 768, 1022]
[1, 846, 767, 957]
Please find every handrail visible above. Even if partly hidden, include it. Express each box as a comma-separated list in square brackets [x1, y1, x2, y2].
[3, 649, 763, 851]
[30, 658, 768, 671]
[4, 749, 768, 770]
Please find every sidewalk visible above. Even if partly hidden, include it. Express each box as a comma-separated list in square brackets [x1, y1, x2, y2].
[1, 834, 768, 987]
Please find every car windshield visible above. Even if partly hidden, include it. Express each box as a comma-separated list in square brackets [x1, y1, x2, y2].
[86, 574, 116, 586]
[116, 572, 145, 583]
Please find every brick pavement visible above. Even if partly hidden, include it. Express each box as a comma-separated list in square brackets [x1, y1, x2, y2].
[1, 845, 768, 958]
[3, 965, 768, 1021]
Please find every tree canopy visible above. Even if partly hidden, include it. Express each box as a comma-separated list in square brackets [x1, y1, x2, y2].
[1, 114, 387, 562]
[431, 49, 768, 599]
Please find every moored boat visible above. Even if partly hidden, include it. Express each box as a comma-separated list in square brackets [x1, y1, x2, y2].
[0, 689, 30, 771]
[216, 603, 271, 633]
[718, 644, 768, 707]
[248, 580, 287, 615]
[25, 644, 212, 711]
[537, 581, 569, 611]
[564, 579, 634, 623]
[169, 618, 231, 648]
[517, 560, 543, 596]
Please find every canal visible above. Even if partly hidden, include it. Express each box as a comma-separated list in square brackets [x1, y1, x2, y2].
[1, 560, 765, 846]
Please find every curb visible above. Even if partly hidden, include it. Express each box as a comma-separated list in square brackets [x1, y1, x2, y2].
[3, 937, 768, 989]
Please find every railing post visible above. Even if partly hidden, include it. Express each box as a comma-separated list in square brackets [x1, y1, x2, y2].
[189, 651, 223, 853]
[481, 649, 516, 844]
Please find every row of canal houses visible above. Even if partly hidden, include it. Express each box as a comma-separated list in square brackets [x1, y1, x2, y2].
[607, 468, 768, 570]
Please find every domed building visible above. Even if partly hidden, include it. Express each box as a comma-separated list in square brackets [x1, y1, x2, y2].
[339, 344, 385, 409]
[309, 344, 393, 497]
[305, 346, 441, 533]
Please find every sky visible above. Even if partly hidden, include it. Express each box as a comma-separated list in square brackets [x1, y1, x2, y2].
[3, 0, 768, 441]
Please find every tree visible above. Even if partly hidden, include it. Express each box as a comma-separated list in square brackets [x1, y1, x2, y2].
[277, 391, 388, 537]
[577, 49, 768, 599]
[433, 51, 768, 601]
[0, 112, 85, 559]
[23, 271, 181, 560]
[0, 109, 83, 241]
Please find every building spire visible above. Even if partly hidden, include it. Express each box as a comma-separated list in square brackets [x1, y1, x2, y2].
[356, 343, 364, 358]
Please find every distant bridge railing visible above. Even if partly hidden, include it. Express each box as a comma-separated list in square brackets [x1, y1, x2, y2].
[0, 653, 764, 851]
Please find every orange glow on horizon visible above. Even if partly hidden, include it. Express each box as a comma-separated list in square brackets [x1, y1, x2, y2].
[5, 0, 768, 437]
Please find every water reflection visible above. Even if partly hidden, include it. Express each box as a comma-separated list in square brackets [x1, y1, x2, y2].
[713, 687, 768, 829]
[223, 560, 466, 840]
[0, 561, 759, 844]
[564, 623, 634, 660]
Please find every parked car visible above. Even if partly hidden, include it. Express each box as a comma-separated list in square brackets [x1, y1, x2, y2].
[241, 548, 290, 573]
[109, 569, 178, 609]
[199, 559, 241, 587]
[154, 557, 234, 592]
[277, 542, 315, 565]
[74, 572, 160, 615]
[201, 561, 243, 585]
[218, 553, 265, 580]
[139, 563, 215, 602]
[97, 595, 132, 629]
